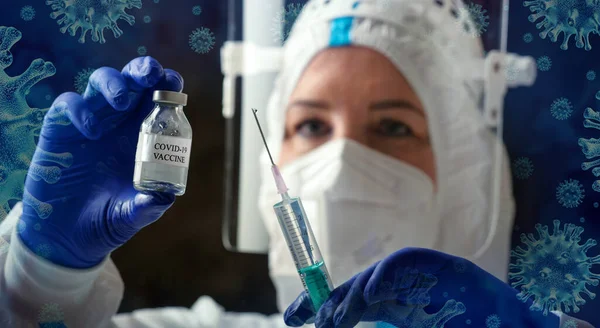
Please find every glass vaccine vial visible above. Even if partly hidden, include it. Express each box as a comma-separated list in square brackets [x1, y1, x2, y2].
[133, 90, 192, 196]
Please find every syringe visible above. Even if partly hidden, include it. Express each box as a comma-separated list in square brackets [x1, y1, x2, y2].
[252, 108, 334, 311]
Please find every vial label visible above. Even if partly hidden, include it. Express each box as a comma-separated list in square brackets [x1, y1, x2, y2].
[135, 133, 192, 168]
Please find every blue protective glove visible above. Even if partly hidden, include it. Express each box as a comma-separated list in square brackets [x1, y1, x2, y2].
[284, 248, 561, 328]
[17, 56, 183, 269]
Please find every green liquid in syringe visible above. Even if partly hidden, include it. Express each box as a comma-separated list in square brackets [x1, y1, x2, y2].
[298, 261, 332, 310]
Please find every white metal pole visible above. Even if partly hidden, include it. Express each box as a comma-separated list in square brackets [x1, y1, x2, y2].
[237, 0, 284, 253]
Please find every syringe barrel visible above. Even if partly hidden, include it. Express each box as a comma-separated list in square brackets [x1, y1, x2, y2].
[273, 197, 324, 270]
[273, 197, 333, 310]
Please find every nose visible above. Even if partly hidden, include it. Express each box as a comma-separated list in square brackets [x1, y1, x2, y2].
[333, 114, 369, 146]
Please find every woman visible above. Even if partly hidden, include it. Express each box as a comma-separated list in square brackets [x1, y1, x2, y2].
[0, 0, 587, 327]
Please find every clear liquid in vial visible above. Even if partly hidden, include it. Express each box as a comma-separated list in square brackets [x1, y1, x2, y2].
[133, 90, 192, 196]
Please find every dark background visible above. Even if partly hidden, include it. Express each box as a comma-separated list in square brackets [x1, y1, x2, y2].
[505, 2, 600, 325]
[0, 0, 599, 325]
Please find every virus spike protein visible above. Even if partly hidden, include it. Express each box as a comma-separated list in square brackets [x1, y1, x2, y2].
[45, 0, 142, 44]
[524, 0, 600, 51]
[579, 107, 600, 191]
[0, 26, 72, 221]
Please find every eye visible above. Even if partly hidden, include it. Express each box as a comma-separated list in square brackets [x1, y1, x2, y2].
[377, 118, 413, 137]
[296, 119, 331, 138]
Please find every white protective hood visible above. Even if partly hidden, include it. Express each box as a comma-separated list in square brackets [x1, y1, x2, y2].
[255, 0, 520, 314]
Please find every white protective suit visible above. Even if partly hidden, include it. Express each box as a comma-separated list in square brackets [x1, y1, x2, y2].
[1, 0, 581, 327]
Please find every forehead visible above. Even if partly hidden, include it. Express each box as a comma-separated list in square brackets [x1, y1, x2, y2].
[303, 46, 398, 74]
[291, 46, 421, 103]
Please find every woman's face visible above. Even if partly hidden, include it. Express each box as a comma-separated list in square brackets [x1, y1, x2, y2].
[279, 46, 436, 184]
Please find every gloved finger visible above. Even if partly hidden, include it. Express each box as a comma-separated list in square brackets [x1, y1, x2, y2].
[154, 68, 184, 92]
[314, 288, 346, 328]
[365, 249, 439, 306]
[40, 92, 103, 140]
[130, 68, 185, 123]
[84, 67, 131, 112]
[365, 266, 423, 304]
[284, 292, 315, 327]
[331, 268, 374, 328]
[121, 56, 165, 92]
[127, 191, 176, 230]
[312, 266, 374, 328]
[105, 191, 176, 247]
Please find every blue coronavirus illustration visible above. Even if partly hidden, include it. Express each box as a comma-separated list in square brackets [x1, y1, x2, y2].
[271, 3, 306, 44]
[192, 5, 202, 16]
[460, 2, 490, 37]
[20, 6, 36, 21]
[556, 179, 585, 208]
[22, 188, 53, 219]
[143, 15, 151, 23]
[562, 319, 579, 328]
[363, 268, 466, 328]
[523, 0, 600, 51]
[188, 27, 216, 54]
[513, 156, 535, 180]
[537, 55, 553, 71]
[38, 303, 66, 328]
[0, 26, 73, 221]
[550, 97, 573, 120]
[509, 220, 600, 315]
[485, 314, 501, 328]
[388, 294, 466, 327]
[596, 91, 600, 100]
[587, 70, 597, 81]
[35, 243, 53, 259]
[17, 220, 26, 234]
[73, 68, 95, 94]
[45, 0, 142, 44]
[454, 258, 468, 273]
[523, 32, 534, 43]
[578, 107, 600, 191]
[137, 45, 147, 56]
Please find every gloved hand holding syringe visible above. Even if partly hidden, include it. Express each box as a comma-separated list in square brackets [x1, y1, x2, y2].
[252, 108, 334, 311]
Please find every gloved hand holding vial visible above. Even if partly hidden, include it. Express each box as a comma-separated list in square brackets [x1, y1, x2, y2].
[252, 108, 334, 311]
[15, 57, 181, 269]
[134, 90, 193, 196]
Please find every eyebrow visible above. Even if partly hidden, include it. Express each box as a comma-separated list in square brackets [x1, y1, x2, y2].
[369, 100, 423, 115]
[289, 99, 423, 116]
[288, 100, 329, 110]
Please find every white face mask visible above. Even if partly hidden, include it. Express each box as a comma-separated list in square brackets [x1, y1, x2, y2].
[258, 138, 440, 312]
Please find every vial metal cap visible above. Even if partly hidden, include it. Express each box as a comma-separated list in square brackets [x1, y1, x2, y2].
[153, 90, 188, 106]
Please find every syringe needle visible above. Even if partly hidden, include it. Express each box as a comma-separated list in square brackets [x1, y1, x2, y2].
[252, 108, 275, 166]
[252, 108, 289, 196]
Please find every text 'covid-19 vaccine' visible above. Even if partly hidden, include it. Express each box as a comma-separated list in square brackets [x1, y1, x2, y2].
[133, 90, 192, 196]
